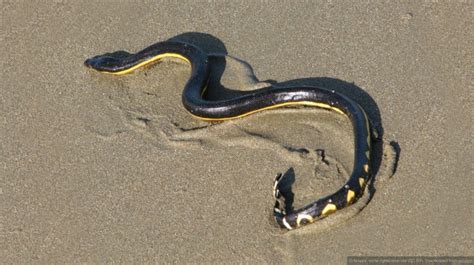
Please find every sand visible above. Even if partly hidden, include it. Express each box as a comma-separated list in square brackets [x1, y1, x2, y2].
[1, 1, 472, 264]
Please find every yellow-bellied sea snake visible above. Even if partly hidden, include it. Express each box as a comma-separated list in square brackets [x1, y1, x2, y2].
[84, 40, 372, 230]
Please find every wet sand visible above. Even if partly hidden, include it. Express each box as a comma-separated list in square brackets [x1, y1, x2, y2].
[2, 1, 472, 263]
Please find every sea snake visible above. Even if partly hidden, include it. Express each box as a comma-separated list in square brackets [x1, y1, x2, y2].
[84, 40, 372, 230]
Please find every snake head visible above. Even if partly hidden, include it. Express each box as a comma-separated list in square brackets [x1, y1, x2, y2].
[84, 51, 132, 72]
[84, 55, 124, 72]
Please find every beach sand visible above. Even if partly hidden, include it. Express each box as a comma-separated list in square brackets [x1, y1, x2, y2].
[2, 1, 472, 263]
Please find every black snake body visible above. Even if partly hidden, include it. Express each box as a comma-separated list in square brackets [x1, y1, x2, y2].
[84, 41, 372, 230]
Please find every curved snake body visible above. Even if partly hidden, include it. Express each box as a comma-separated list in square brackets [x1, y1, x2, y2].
[84, 41, 372, 230]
